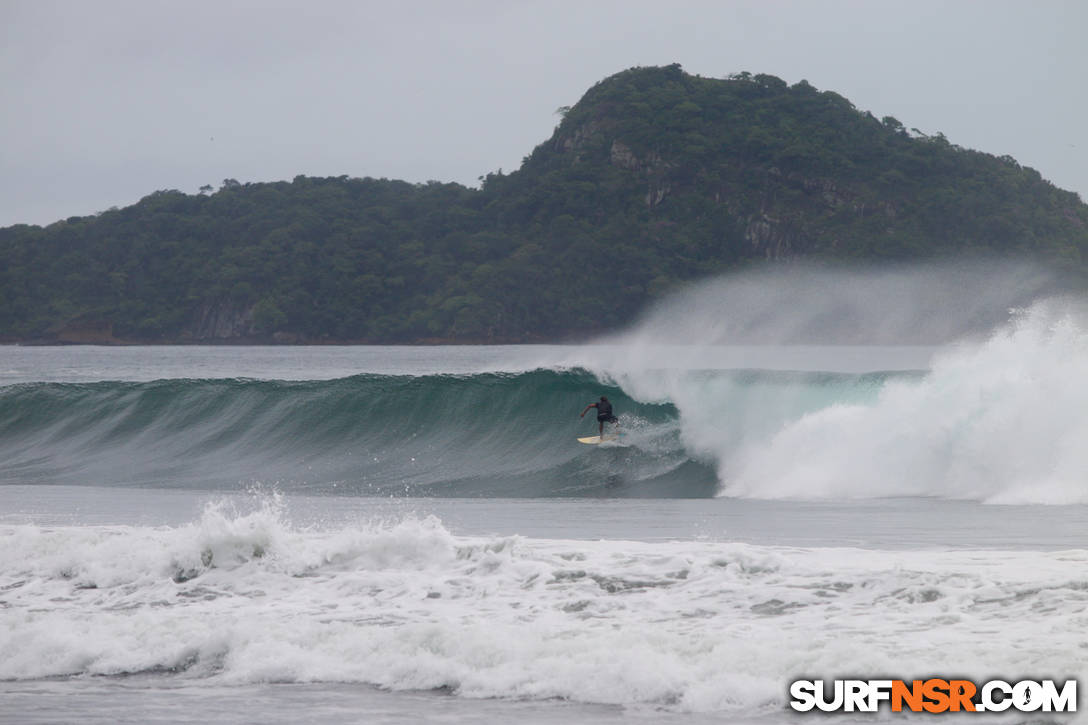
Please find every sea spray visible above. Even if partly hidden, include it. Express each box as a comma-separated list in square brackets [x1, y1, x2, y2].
[724, 302, 1088, 503]
[605, 259, 1062, 346]
[578, 262, 1088, 504]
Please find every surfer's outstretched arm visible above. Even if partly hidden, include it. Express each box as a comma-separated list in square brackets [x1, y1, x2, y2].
[579, 403, 597, 418]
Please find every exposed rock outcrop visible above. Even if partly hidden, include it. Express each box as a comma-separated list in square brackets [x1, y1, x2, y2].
[192, 301, 255, 340]
[609, 140, 674, 208]
[744, 214, 806, 259]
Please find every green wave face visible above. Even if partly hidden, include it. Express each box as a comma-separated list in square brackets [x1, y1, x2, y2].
[0, 367, 911, 498]
[0, 370, 722, 497]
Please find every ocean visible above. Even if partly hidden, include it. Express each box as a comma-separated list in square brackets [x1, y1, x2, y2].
[2, 299, 1087, 723]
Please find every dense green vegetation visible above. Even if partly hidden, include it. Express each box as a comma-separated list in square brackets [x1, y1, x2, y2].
[3, 64, 1086, 343]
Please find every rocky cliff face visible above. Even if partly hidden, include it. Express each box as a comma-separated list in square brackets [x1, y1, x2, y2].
[191, 301, 256, 340]
[743, 213, 805, 259]
[609, 141, 674, 208]
[553, 114, 883, 262]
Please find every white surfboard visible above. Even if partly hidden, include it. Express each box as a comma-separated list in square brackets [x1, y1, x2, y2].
[578, 434, 619, 445]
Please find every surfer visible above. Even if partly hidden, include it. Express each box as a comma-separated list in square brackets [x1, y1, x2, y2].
[580, 395, 618, 437]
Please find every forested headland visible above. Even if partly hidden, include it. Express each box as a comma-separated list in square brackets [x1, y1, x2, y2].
[3, 64, 1086, 344]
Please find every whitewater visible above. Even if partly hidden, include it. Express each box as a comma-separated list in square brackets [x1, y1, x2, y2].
[2, 264, 1087, 723]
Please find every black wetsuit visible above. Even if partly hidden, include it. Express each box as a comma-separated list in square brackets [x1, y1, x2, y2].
[596, 399, 617, 424]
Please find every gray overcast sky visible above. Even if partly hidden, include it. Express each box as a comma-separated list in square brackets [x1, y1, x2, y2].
[2, 0, 1085, 227]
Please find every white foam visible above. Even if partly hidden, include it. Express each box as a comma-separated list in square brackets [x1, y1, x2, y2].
[2, 505, 1086, 712]
[725, 302, 1088, 503]
[581, 283, 1088, 505]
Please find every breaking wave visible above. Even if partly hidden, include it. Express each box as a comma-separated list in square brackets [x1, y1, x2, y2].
[2, 301, 1087, 504]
